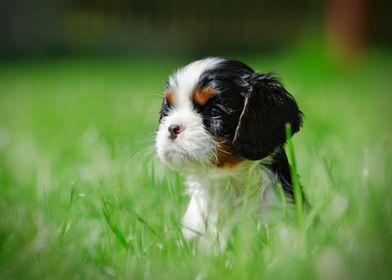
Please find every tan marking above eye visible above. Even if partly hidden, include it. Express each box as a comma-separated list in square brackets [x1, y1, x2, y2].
[192, 87, 216, 106]
[164, 89, 174, 105]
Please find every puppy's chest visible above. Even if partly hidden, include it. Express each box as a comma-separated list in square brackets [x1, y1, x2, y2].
[186, 166, 276, 205]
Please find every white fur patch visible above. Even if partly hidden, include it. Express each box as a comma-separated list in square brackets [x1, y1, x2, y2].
[168, 57, 222, 107]
[156, 58, 222, 172]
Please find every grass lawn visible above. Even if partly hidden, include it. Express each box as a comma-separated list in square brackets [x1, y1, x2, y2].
[0, 49, 391, 279]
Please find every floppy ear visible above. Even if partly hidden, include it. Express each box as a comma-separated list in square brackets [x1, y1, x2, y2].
[233, 73, 302, 160]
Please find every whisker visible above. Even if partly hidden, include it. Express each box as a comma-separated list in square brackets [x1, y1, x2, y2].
[213, 151, 219, 163]
[216, 146, 232, 155]
[133, 144, 156, 160]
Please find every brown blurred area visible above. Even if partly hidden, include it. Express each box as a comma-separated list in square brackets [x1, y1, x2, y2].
[0, 0, 391, 57]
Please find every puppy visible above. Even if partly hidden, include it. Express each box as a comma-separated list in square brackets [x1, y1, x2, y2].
[155, 57, 302, 242]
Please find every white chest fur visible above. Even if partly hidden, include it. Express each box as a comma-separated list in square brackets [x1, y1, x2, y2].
[181, 162, 286, 244]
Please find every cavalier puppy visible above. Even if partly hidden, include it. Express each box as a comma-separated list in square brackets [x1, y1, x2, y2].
[156, 57, 302, 242]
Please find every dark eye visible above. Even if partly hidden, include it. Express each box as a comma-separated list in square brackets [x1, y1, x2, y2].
[210, 106, 223, 117]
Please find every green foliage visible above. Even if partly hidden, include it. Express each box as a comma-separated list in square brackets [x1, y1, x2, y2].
[0, 50, 391, 279]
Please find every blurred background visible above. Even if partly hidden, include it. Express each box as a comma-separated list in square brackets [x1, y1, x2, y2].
[0, 0, 392, 279]
[0, 0, 391, 58]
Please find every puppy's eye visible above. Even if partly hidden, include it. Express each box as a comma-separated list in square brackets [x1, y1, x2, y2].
[210, 106, 223, 117]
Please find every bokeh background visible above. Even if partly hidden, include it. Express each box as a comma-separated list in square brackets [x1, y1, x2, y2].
[0, 0, 391, 56]
[0, 0, 391, 279]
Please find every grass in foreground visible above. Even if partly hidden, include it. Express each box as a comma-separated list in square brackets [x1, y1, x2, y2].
[0, 49, 391, 279]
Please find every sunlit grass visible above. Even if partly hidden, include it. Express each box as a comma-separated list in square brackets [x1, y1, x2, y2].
[0, 50, 391, 279]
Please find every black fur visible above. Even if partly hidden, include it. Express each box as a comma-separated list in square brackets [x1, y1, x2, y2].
[194, 59, 302, 161]
[195, 59, 253, 141]
[268, 147, 295, 197]
[233, 72, 302, 160]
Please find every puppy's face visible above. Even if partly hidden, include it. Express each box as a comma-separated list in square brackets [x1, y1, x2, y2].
[155, 58, 302, 172]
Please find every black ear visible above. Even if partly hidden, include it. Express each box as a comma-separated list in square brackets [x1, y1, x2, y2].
[233, 73, 302, 160]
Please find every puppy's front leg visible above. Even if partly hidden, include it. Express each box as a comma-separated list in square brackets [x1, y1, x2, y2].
[182, 189, 209, 240]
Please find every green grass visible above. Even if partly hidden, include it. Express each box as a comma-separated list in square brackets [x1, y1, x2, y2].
[0, 49, 391, 279]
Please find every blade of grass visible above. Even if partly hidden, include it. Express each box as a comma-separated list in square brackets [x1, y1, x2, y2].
[285, 123, 304, 225]
[276, 182, 289, 222]
[100, 196, 130, 250]
[126, 208, 160, 238]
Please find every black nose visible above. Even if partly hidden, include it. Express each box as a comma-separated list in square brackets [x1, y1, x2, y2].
[168, 124, 182, 139]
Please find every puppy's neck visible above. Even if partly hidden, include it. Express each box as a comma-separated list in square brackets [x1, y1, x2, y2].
[184, 158, 274, 196]
[183, 146, 293, 198]
[186, 160, 259, 186]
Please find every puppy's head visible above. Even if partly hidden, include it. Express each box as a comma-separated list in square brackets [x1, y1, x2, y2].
[155, 58, 302, 171]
